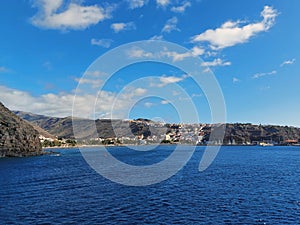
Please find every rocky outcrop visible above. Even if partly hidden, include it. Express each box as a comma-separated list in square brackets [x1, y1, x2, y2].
[222, 123, 300, 144]
[0, 102, 42, 157]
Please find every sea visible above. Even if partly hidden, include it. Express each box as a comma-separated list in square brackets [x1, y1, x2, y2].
[0, 145, 299, 224]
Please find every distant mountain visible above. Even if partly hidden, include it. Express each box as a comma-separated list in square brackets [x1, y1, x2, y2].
[13, 111, 300, 145]
[13, 111, 163, 140]
[0, 103, 42, 157]
[14, 111, 74, 138]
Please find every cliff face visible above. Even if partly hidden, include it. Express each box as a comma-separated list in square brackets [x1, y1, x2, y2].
[222, 123, 300, 144]
[0, 102, 42, 157]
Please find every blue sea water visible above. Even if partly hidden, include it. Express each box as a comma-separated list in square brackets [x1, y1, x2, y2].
[0, 146, 300, 224]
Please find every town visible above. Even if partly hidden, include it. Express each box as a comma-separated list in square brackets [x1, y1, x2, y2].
[38, 119, 300, 147]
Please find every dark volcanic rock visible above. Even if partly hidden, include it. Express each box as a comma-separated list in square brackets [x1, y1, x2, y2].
[0, 102, 42, 157]
[14, 110, 300, 145]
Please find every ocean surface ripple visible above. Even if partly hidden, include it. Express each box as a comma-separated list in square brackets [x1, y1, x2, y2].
[0, 146, 299, 224]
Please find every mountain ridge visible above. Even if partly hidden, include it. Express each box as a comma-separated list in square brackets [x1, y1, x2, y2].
[13, 110, 300, 145]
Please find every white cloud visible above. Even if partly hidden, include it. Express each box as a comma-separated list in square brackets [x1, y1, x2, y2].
[160, 76, 183, 84]
[75, 70, 109, 89]
[150, 35, 164, 41]
[127, 46, 204, 62]
[0, 85, 150, 119]
[0, 85, 77, 117]
[280, 58, 296, 67]
[162, 17, 180, 33]
[84, 70, 108, 78]
[149, 75, 186, 88]
[156, 0, 170, 7]
[133, 88, 147, 95]
[161, 46, 205, 61]
[75, 77, 103, 89]
[252, 70, 277, 79]
[127, 0, 148, 9]
[201, 58, 231, 67]
[192, 6, 278, 49]
[171, 1, 191, 13]
[91, 38, 113, 48]
[111, 22, 136, 33]
[205, 51, 218, 57]
[31, 0, 113, 30]
[190, 46, 205, 56]
[144, 102, 154, 108]
[127, 48, 154, 58]
[161, 100, 169, 104]
[202, 68, 210, 73]
[233, 77, 240, 83]
[155, 75, 185, 87]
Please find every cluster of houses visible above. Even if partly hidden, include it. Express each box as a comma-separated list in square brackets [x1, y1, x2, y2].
[39, 121, 300, 147]
[39, 135, 77, 147]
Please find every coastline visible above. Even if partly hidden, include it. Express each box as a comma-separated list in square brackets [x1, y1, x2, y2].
[43, 143, 300, 150]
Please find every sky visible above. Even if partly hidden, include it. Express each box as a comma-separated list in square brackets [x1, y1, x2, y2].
[0, 0, 299, 126]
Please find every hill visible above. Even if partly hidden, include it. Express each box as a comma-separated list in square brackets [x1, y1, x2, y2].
[0, 103, 43, 157]
[14, 111, 167, 141]
[14, 111, 300, 145]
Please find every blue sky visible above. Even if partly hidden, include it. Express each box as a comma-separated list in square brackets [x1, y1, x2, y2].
[0, 0, 299, 126]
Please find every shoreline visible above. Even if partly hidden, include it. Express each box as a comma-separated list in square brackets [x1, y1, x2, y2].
[43, 143, 300, 150]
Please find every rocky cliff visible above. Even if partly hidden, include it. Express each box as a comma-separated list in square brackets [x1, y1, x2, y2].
[14, 110, 300, 145]
[0, 102, 42, 157]
[222, 123, 300, 144]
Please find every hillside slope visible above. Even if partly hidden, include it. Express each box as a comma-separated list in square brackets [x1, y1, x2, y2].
[0, 103, 42, 157]
[14, 111, 300, 144]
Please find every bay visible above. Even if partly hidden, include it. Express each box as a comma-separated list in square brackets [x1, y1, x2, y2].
[0, 146, 299, 224]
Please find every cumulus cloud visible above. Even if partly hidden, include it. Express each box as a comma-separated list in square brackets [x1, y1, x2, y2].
[127, 46, 204, 61]
[31, 0, 113, 30]
[91, 38, 113, 48]
[161, 46, 205, 61]
[0, 85, 150, 119]
[233, 77, 240, 83]
[201, 58, 231, 67]
[75, 70, 109, 89]
[127, 48, 154, 58]
[0, 85, 77, 117]
[156, 0, 170, 7]
[127, 0, 148, 9]
[111, 22, 136, 33]
[160, 76, 183, 84]
[162, 17, 180, 33]
[171, 1, 191, 13]
[252, 70, 277, 79]
[75, 77, 103, 89]
[160, 100, 169, 104]
[280, 58, 296, 67]
[133, 88, 147, 95]
[150, 75, 187, 87]
[192, 6, 278, 50]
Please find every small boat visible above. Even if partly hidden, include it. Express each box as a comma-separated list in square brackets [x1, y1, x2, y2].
[259, 142, 274, 147]
[49, 151, 61, 156]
